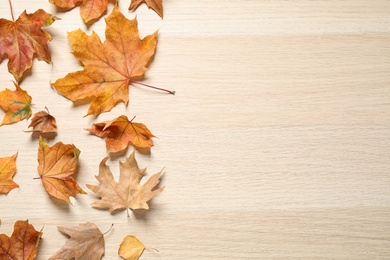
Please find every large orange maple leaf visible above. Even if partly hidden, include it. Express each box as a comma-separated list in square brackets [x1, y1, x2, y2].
[51, 6, 163, 116]
[0, 9, 57, 82]
[49, 0, 109, 23]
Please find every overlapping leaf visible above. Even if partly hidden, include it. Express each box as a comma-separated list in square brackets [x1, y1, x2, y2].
[0, 82, 32, 125]
[129, 0, 163, 18]
[87, 151, 164, 213]
[86, 115, 155, 153]
[49, 0, 109, 23]
[37, 138, 86, 203]
[0, 153, 18, 194]
[51, 6, 158, 116]
[0, 9, 57, 81]
[0, 220, 43, 259]
[49, 222, 105, 260]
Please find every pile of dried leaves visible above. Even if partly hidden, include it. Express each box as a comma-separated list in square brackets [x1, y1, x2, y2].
[0, 0, 170, 258]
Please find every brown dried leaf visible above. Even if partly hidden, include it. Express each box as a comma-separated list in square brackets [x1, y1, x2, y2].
[26, 110, 57, 133]
[87, 151, 164, 213]
[49, 222, 104, 260]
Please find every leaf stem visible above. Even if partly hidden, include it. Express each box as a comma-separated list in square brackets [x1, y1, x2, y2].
[146, 246, 159, 253]
[8, 0, 14, 21]
[103, 223, 114, 235]
[131, 80, 175, 95]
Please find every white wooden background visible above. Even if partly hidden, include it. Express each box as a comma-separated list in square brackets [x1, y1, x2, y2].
[1, 0, 390, 259]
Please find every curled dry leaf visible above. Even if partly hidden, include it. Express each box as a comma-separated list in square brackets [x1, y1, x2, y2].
[37, 138, 86, 203]
[26, 110, 57, 133]
[86, 115, 155, 153]
[0, 9, 57, 82]
[119, 235, 145, 260]
[49, 0, 110, 23]
[0, 82, 32, 126]
[0, 153, 18, 194]
[87, 151, 164, 213]
[0, 220, 43, 259]
[129, 0, 163, 18]
[49, 222, 104, 260]
[51, 6, 159, 116]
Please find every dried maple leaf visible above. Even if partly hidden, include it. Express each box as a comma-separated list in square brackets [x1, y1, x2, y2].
[86, 115, 155, 153]
[129, 0, 163, 18]
[26, 109, 57, 133]
[49, 0, 110, 23]
[118, 235, 145, 260]
[49, 222, 105, 260]
[0, 220, 43, 259]
[0, 82, 32, 126]
[87, 151, 164, 213]
[0, 9, 57, 82]
[37, 138, 86, 203]
[51, 6, 162, 116]
[0, 153, 18, 194]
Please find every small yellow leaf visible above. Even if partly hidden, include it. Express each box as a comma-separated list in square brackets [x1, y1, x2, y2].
[118, 235, 145, 260]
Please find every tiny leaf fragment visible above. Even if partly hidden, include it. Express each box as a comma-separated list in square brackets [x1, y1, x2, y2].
[129, 0, 163, 18]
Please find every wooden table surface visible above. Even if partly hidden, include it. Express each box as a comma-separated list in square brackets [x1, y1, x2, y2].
[1, 1, 390, 259]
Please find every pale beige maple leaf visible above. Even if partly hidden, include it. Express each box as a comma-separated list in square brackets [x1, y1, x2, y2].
[87, 151, 164, 214]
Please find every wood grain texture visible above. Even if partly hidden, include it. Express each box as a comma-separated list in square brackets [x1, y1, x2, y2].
[1, 0, 390, 259]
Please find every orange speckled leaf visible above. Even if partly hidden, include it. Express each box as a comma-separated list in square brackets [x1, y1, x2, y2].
[129, 0, 163, 18]
[0, 220, 43, 260]
[37, 138, 86, 203]
[0, 9, 57, 82]
[0, 153, 18, 194]
[26, 110, 57, 133]
[86, 115, 155, 153]
[0, 82, 32, 126]
[49, 0, 109, 23]
[51, 6, 158, 116]
[87, 151, 164, 212]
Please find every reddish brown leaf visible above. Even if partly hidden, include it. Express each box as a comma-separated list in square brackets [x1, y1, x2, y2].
[0, 220, 43, 259]
[51, 6, 159, 116]
[37, 138, 86, 203]
[87, 151, 164, 213]
[0, 153, 18, 194]
[0, 9, 57, 81]
[49, 222, 105, 260]
[26, 110, 57, 133]
[86, 115, 155, 153]
[129, 0, 163, 18]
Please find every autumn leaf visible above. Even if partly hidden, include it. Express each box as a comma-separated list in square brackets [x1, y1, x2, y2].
[129, 0, 163, 18]
[119, 235, 145, 260]
[0, 9, 57, 82]
[0, 153, 18, 194]
[0, 220, 43, 259]
[26, 109, 57, 133]
[49, 0, 109, 23]
[37, 138, 86, 203]
[0, 82, 32, 126]
[51, 6, 172, 116]
[86, 115, 155, 153]
[87, 151, 164, 214]
[49, 222, 105, 260]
